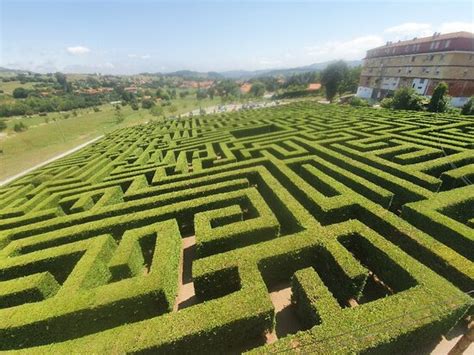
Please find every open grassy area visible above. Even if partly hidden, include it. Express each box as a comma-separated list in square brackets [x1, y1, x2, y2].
[0, 95, 220, 181]
[0, 81, 36, 95]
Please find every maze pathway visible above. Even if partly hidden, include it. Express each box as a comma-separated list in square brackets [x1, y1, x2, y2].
[0, 102, 472, 353]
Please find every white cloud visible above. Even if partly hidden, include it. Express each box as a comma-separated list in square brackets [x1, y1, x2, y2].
[439, 21, 474, 34]
[305, 35, 385, 61]
[66, 46, 91, 55]
[383, 21, 473, 42]
[384, 22, 432, 37]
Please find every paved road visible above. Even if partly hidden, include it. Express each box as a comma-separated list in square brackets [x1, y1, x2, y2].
[0, 135, 104, 187]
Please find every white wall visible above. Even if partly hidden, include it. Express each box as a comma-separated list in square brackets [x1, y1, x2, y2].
[450, 97, 470, 108]
[356, 86, 373, 99]
[411, 78, 429, 95]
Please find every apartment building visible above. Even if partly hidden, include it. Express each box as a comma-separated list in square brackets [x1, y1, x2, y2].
[356, 31, 474, 106]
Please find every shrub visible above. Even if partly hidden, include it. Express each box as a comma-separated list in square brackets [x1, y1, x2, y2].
[461, 97, 474, 115]
[93, 106, 100, 112]
[391, 87, 424, 111]
[380, 97, 393, 109]
[349, 96, 370, 107]
[13, 121, 27, 132]
[12, 87, 29, 99]
[141, 99, 154, 109]
[428, 82, 449, 113]
[0, 120, 7, 131]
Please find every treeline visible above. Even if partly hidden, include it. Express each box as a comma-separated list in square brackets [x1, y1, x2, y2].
[0, 94, 103, 117]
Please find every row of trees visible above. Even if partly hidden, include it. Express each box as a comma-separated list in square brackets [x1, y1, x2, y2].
[321, 61, 362, 102]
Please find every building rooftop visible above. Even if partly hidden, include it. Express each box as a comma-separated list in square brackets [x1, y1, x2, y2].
[373, 31, 474, 50]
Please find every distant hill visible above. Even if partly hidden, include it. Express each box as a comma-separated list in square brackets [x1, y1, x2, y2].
[0, 59, 362, 79]
[220, 60, 362, 79]
[0, 67, 30, 75]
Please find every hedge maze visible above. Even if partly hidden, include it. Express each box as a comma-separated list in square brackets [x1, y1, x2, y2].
[0, 102, 473, 353]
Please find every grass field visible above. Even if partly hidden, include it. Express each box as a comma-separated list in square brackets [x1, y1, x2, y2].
[0, 95, 220, 181]
[0, 102, 472, 353]
[0, 80, 36, 95]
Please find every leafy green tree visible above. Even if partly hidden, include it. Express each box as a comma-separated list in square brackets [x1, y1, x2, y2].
[196, 89, 208, 100]
[54, 72, 71, 93]
[391, 87, 424, 111]
[114, 108, 124, 124]
[339, 66, 362, 94]
[207, 87, 215, 100]
[141, 99, 155, 109]
[321, 60, 349, 102]
[215, 80, 239, 99]
[428, 82, 449, 113]
[12, 87, 29, 99]
[250, 82, 265, 97]
[461, 97, 474, 115]
[131, 102, 139, 111]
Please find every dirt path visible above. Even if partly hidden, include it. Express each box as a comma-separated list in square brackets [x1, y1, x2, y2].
[0, 135, 103, 187]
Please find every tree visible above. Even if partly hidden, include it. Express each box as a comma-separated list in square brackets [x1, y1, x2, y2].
[196, 89, 207, 100]
[141, 99, 155, 109]
[391, 87, 424, 111]
[114, 107, 124, 124]
[12, 87, 29, 99]
[339, 66, 362, 94]
[428, 82, 449, 113]
[54, 72, 71, 93]
[461, 97, 474, 115]
[131, 102, 139, 111]
[321, 60, 349, 102]
[214, 80, 239, 99]
[0, 120, 7, 131]
[250, 82, 265, 97]
[207, 87, 215, 100]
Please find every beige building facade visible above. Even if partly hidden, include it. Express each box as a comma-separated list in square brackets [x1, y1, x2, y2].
[357, 32, 474, 106]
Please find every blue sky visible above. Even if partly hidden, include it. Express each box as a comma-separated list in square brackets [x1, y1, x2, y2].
[0, 0, 473, 74]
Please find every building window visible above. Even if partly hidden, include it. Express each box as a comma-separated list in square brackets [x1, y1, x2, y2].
[411, 56, 415, 62]
[429, 55, 435, 61]
[435, 67, 440, 75]
[445, 40, 451, 48]
[440, 54, 445, 61]
[398, 68, 402, 73]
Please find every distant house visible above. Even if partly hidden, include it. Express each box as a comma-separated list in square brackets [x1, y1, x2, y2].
[307, 83, 321, 91]
[124, 86, 138, 93]
[240, 83, 252, 94]
[180, 80, 214, 89]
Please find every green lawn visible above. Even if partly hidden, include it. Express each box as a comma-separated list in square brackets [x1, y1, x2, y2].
[0, 96, 221, 181]
[0, 81, 36, 95]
